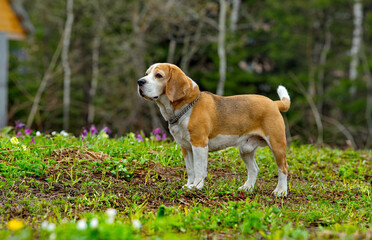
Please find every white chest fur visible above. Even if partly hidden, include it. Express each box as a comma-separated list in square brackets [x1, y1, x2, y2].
[169, 113, 193, 150]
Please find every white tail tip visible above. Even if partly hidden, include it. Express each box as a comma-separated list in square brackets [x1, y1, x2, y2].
[277, 85, 290, 101]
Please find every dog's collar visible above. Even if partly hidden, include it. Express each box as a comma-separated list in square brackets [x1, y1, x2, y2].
[168, 94, 200, 125]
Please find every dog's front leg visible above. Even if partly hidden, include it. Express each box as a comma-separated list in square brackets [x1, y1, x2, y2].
[181, 146, 195, 187]
[188, 146, 208, 190]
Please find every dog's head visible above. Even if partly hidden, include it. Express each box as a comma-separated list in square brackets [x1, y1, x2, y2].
[137, 63, 199, 104]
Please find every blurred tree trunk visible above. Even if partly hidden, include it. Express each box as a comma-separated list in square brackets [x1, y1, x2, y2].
[167, 39, 176, 63]
[88, 10, 103, 124]
[62, 0, 74, 131]
[362, 52, 372, 148]
[317, 19, 332, 113]
[349, 0, 363, 87]
[27, 38, 63, 128]
[216, 0, 227, 96]
[230, 0, 240, 32]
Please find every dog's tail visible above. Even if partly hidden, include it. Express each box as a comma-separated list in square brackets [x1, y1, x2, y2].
[275, 85, 290, 112]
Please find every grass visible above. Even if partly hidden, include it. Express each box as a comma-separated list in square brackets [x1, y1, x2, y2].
[0, 129, 371, 239]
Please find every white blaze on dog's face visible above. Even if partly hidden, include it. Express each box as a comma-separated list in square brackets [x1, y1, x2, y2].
[137, 63, 197, 106]
[137, 63, 169, 101]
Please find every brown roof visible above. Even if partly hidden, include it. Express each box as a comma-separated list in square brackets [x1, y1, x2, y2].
[0, 0, 34, 40]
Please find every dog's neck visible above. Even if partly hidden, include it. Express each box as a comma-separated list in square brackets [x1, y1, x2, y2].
[156, 78, 200, 123]
[156, 95, 196, 123]
[155, 95, 177, 122]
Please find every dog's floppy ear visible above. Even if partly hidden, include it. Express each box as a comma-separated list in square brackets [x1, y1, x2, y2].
[166, 65, 190, 102]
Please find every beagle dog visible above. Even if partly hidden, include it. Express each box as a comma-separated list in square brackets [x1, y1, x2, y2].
[137, 63, 290, 197]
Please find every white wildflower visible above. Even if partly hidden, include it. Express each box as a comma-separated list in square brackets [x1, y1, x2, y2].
[41, 221, 48, 229]
[76, 219, 87, 230]
[22, 145, 27, 151]
[10, 137, 19, 145]
[49, 232, 57, 240]
[89, 218, 99, 229]
[36, 131, 41, 136]
[41, 221, 56, 232]
[132, 219, 142, 229]
[102, 132, 108, 139]
[60, 130, 69, 137]
[106, 208, 117, 224]
[51, 131, 57, 135]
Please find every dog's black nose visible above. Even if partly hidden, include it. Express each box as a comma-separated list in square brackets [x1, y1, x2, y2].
[137, 78, 146, 86]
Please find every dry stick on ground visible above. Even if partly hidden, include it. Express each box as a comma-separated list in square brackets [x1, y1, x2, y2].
[289, 72, 324, 145]
[26, 38, 63, 128]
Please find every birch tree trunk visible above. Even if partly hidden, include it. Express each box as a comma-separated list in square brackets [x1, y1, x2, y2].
[349, 0, 363, 82]
[88, 13, 103, 124]
[230, 0, 240, 32]
[62, 0, 74, 131]
[216, 0, 227, 96]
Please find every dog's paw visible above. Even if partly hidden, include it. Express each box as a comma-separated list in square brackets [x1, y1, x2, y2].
[273, 188, 287, 197]
[238, 185, 254, 192]
[188, 180, 204, 190]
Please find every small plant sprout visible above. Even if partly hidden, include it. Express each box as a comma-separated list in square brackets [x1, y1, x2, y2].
[7, 219, 23, 231]
[21, 145, 27, 151]
[76, 219, 88, 230]
[132, 219, 142, 230]
[105, 208, 117, 224]
[89, 218, 99, 229]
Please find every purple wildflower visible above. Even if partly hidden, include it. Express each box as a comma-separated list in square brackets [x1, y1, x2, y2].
[102, 126, 112, 134]
[15, 121, 25, 129]
[90, 125, 98, 135]
[161, 133, 167, 141]
[82, 129, 88, 137]
[81, 135, 85, 141]
[155, 134, 162, 141]
[30, 138, 35, 145]
[136, 134, 144, 142]
[24, 128, 32, 135]
[16, 131, 23, 137]
[152, 128, 162, 135]
[309, 138, 314, 145]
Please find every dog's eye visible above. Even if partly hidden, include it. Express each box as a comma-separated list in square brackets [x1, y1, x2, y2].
[155, 74, 162, 78]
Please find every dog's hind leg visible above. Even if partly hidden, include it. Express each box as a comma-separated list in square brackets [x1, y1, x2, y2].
[238, 136, 264, 192]
[269, 139, 288, 197]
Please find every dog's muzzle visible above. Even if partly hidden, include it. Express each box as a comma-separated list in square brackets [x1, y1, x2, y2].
[137, 78, 146, 86]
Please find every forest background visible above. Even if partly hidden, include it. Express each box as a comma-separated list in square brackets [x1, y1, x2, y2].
[6, 0, 372, 149]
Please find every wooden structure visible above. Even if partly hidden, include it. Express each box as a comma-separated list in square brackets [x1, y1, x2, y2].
[0, 0, 34, 128]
